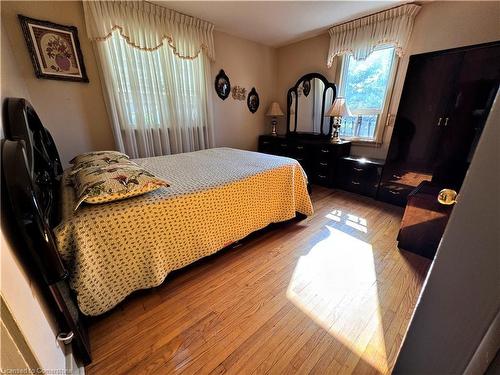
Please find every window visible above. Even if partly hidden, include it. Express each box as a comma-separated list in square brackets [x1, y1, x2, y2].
[339, 46, 397, 142]
[107, 32, 204, 130]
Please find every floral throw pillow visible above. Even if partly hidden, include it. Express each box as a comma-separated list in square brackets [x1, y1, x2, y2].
[73, 162, 169, 210]
[69, 150, 129, 165]
[70, 154, 131, 175]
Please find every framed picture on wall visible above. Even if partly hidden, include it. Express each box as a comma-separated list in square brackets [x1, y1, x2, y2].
[18, 15, 89, 82]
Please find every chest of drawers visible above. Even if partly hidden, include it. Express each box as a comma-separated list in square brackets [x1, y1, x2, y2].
[258, 135, 351, 187]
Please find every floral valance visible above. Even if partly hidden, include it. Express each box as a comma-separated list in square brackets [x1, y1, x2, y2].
[83, 0, 215, 61]
[327, 4, 421, 67]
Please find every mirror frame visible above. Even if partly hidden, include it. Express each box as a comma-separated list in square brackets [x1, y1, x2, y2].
[286, 72, 337, 136]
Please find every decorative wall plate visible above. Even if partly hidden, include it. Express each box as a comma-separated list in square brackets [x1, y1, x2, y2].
[247, 87, 259, 113]
[215, 69, 230, 100]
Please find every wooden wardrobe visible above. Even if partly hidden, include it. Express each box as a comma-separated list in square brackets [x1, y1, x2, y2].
[378, 41, 500, 206]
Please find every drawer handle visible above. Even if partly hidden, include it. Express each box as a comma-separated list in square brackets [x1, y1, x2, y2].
[319, 162, 328, 166]
[351, 181, 360, 185]
[280, 143, 287, 147]
[296, 145, 304, 150]
[262, 141, 270, 145]
[321, 149, 329, 153]
[353, 167, 363, 172]
[318, 174, 327, 179]
[389, 190, 400, 195]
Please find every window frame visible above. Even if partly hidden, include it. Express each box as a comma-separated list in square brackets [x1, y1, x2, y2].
[338, 45, 399, 145]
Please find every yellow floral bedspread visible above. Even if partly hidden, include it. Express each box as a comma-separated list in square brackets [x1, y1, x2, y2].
[54, 148, 313, 316]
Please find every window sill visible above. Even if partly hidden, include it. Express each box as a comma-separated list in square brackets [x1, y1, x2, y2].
[342, 138, 382, 147]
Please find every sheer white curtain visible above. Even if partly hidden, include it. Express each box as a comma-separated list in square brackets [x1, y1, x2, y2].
[83, 1, 215, 157]
[327, 3, 420, 66]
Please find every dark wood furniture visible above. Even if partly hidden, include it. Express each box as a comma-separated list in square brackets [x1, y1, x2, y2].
[259, 72, 350, 187]
[286, 72, 337, 135]
[378, 41, 500, 207]
[335, 156, 384, 198]
[397, 181, 453, 259]
[1, 98, 91, 365]
[258, 134, 350, 187]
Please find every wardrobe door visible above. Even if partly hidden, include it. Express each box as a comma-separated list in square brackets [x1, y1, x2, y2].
[433, 43, 500, 188]
[379, 52, 463, 206]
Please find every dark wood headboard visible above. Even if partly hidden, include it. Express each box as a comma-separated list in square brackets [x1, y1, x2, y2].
[4, 98, 62, 222]
[1, 98, 91, 364]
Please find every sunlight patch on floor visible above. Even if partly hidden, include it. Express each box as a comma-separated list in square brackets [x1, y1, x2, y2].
[286, 225, 388, 373]
[325, 209, 342, 222]
[325, 210, 368, 233]
[346, 214, 368, 233]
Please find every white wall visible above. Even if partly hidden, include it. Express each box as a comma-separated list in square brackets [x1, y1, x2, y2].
[212, 31, 277, 151]
[393, 93, 500, 373]
[0, 233, 67, 371]
[1, 0, 116, 167]
[1, 1, 278, 163]
[275, 33, 334, 136]
[1, 23, 67, 371]
[276, 1, 500, 159]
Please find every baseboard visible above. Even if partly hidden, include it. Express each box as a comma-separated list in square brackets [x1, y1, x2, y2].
[65, 345, 85, 375]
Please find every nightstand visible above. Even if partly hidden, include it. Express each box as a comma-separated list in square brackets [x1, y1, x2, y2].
[335, 156, 384, 198]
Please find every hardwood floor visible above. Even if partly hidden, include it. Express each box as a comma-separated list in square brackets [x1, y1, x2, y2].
[86, 186, 431, 375]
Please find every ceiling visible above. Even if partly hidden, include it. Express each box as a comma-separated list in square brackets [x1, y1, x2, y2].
[156, 1, 403, 48]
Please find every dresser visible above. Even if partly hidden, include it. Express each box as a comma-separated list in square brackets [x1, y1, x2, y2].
[258, 134, 351, 187]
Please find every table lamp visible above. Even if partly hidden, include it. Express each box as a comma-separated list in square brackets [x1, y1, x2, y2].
[326, 97, 352, 143]
[266, 102, 284, 136]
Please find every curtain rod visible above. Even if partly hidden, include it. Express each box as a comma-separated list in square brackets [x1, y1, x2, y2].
[330, 2, 419, 29]
[143, 0, 201, 20]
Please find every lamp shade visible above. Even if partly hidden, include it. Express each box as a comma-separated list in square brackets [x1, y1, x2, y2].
[266, 102, 284, 117]
[326, 97, 352, 117]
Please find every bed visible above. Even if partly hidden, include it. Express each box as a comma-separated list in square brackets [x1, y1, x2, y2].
[2, 98, 313, 320]
[56, 147, 313, 316]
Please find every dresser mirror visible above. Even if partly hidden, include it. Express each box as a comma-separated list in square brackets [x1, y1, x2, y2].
[287, 72, 337, 136]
